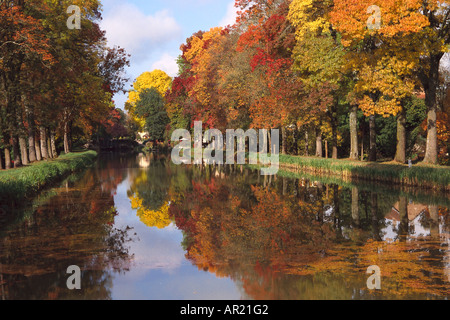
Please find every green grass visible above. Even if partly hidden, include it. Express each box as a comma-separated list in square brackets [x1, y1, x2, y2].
[0, 150, 97, 204]
[277, 154, 450, 192]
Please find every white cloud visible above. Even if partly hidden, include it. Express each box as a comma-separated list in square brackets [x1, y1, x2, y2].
[100, 3, 182, 62]
[151, 53, 179, 78]
[219, 1, 238, 27]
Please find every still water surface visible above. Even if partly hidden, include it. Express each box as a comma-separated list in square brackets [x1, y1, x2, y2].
[0, 153, 449, 300]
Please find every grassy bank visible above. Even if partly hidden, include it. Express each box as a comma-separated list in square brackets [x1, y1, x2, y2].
[0, 150, 97, 204]
[277, 154, 450, 192]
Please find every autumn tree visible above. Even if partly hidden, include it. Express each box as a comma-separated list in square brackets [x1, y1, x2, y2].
[214, 29, 255, 131]
[0, 0, 53, 168]
[182, 27, 231, 130]
[232, 0, 304, 154]
[165, 46, 199, 135]
[99, 108, 129, 139]
[329, 0, 449, 164]
[134, 88, 170, 141]
[1, 0, 129, 168]
[327, 0, 431, 162]
[126, 70, 172, 131]
[288, 0, 345, 158]
[416, 1, 450, 164]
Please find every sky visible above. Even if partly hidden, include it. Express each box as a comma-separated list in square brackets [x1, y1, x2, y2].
[99, 0, 239, 110]
[110, 177, 243, 300]
[98, 1, 450, 111]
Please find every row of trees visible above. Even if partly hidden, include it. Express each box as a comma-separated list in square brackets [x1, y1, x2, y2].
[128, 0, 449, 165]
[0, 0, 130, 170]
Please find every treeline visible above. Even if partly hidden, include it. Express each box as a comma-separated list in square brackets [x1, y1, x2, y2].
[0, 0, 130, 170]
[128, 0, 450, 165]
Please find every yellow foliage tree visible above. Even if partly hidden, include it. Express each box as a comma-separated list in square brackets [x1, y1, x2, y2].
[130, 193, 172, 229]
[288, 0, 334, 41]
[329, 0, 428, 47]
[185, 27, 224, 116]
[126, 70, 172, 130]
[351, 55, 416, 117]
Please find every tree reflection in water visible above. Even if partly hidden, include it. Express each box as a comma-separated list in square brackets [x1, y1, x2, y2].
[157, 160, 450, 300]
[0, 155, 136, 300]
[1, 154, 449, 300]
[127, 155, 174, 229]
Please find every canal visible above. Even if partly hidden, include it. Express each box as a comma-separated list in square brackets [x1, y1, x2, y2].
[0, 153, 449, 300]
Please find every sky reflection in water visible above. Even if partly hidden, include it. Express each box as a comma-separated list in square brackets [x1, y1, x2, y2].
[0, 153, 449, 300]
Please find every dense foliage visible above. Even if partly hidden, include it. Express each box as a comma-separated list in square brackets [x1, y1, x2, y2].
[0, 0, 131, 170]
[2, 0, 449, 169]
[131, 0, 449, 166]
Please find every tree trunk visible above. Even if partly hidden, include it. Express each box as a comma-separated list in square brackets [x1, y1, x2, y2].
[332, 142, 338, 159]
[12, 136, 22, 168]
[315, 128, 323, 158]
[19, 136, 29, 165]
[47, 136, 53, 159]
[261, 130, 268, 155]
[50, 130, 57, 158]
[325, 140, 329, 159]
[349, 105, 359, 160]
[281, 127, 286, 155]
[40, 127, 49, 160]
[4, 148, 11, 170]
[27, 130, 36, 163]
[35, 136, 42, 161]
[64, 120, 72, 154]
[369, 115, 377, 162]
[423, 104, 438, 164]
[331, 109, 338, 159]
[25, 105, 36, 162]
[305, 130, 309, 157]
[422, 55, 441, 165]
[293, 127, 299, 155]
[28, 129, 36, 162]
[360, 133, 364, 162]
[394, 107, 407, 164]
[0, 149, 3, 170]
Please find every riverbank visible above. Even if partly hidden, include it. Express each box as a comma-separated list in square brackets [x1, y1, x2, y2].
[0, 150, 97, 205]
[277, 154, 450, 192]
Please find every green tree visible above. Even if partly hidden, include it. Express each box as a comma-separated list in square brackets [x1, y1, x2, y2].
[126, 70, 172, 130]
[135, 88, 170, 141]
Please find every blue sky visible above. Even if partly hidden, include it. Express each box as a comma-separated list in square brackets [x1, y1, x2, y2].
[99, 0, 238, 110]
[110, 170, 243, 300]
[99, 1, 450, 111]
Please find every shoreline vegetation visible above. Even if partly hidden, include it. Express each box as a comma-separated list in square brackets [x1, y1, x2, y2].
[275, 154, 450, 193]
[0, 150, 97, 205]
[173, 147, 449, 191]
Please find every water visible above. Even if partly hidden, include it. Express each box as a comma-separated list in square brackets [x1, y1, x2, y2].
[0, 153, 449, 300]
